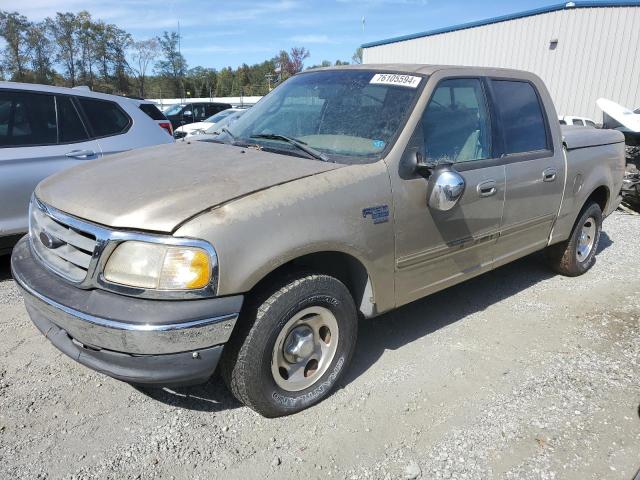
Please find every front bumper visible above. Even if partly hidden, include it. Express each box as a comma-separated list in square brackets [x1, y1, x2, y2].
[11, 236, 243, 385]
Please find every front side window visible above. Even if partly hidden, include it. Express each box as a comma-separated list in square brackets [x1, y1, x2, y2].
[77, 97, 130, 137]
[223, 70, 423, 164]
[573, 119, 585, 126]
[0, 91, 56, 147]
[492, 80, 548, 154]
[585, 120, 596, 128]
[420, 78, 492, 164]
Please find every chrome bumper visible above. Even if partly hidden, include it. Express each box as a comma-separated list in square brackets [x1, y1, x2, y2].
[11, 236, 242, 355]
[19, 279, 237, 354]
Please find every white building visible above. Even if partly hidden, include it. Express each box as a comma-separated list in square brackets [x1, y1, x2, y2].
[362, 1, 640, 121]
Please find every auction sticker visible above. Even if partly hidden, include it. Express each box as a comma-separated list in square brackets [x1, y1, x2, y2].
[370, 73, 421, 88]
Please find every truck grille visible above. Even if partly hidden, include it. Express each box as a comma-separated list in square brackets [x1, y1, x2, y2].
[29, 199, 97, 283]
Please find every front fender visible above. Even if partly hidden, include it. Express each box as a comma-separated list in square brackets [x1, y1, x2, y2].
[174, 161, 397, 314]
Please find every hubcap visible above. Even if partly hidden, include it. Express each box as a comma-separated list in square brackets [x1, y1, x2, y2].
[271, 306, 339, 392]
[576, 216, 597, 262]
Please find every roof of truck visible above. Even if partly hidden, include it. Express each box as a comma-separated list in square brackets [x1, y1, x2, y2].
[307, 63, 537, 78]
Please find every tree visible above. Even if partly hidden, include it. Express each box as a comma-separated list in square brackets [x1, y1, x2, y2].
[352, 47, 363, 64]
[0, 11, 31, 81]
[76, 11, 96, 87]
[48, 12, 79, 86]
[26, 22, 54, 84]
[155, 31, 187, 97]
[109, 26, 132, 94]
[288, 46, 309, 74]
[131, 38, 159, 97]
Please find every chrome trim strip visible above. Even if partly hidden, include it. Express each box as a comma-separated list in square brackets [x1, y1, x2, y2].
[16, 272, 238, 355]
[31, 196, 219, 300]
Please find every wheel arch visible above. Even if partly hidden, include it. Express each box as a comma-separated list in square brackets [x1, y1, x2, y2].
[583, 184, 609, 214]
[248, 250, 377, 318]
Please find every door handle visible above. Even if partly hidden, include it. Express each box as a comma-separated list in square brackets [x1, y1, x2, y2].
[477, 179, 497, 197]
[543, 168, 557, 182]
[65, 149, 96, 160]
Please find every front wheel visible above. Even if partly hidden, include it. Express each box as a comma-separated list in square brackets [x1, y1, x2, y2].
[220, 273, 358, 417]
[545, 201, 602, 276]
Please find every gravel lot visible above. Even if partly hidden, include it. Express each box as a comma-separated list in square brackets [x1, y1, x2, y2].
[1, 212, 639, 480]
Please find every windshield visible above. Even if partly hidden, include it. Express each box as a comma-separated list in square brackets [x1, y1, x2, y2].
[165, 104, 184, 116]
[222, 70, 424, 163]
[204, 109, 235, 123]
[204, 110, 245, 134]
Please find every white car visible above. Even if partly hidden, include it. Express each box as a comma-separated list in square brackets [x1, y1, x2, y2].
[173, 108, 242, 139]
[189, 109, 247, 142]
[559, 115, 597, 127]
[0, 82, 174, 254]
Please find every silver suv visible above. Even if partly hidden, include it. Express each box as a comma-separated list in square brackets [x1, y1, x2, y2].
[0, 82, 174, 255]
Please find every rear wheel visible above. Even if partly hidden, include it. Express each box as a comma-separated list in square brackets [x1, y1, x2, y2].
[545, 201, 602, 276]
[221, 273, 357, 417]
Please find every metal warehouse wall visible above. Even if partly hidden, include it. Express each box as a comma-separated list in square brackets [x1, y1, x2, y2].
[363, 6, 640, 121]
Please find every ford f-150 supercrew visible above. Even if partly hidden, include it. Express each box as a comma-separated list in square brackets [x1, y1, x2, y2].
[11, 65, 625, 417]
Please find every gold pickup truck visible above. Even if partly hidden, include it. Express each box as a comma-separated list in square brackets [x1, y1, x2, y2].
[11, 65, 625, 417]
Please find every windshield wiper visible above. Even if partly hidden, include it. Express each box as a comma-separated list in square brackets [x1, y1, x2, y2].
[221, 126, 237, 141]
[250, 133, 330, 162]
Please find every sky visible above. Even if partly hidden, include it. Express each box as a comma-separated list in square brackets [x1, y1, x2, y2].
[5, 0, 560, 70]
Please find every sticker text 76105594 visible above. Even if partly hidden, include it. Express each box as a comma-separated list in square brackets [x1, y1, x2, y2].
[370, 73, 421, 88]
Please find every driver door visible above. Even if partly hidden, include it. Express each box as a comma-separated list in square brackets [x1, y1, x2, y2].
[391, 77, 506, 306]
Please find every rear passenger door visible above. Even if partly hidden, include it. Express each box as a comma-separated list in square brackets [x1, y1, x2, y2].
[489, 79, 565, 266]
[0, 90, 100, 236]
[75, 96, 132, 156]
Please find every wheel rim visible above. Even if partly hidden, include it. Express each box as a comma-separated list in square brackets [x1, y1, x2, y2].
[576, 216, 597, 262]
[271, 306, 339, 392]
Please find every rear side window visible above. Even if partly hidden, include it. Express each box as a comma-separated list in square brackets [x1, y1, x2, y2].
[0, 91, 56, 147]
[573, 119, 585, 126]
[559, 119, 567, 125]
[139, 103, 166, 120]
[492, 80, 548, 154]
[77, 97, 130, 137]
[56, 96, 89, 143]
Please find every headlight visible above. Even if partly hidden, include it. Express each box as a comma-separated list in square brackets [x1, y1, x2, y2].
[103, 241, 212, 290]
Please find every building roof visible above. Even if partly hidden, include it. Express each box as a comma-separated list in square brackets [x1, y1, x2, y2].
[361, 1, 640, 48]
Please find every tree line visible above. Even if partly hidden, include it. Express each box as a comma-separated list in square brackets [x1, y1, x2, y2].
[0, 10, 361, 99]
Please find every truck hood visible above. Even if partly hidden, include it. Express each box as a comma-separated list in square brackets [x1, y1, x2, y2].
[36, 141, 342, 233]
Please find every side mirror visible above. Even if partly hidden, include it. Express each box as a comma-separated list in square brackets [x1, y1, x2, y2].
[426, 165, 465, 211]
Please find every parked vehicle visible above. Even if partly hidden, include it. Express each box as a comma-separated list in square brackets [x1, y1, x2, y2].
[0, 82, 174, 255]
[138, 101, 174, 137]
[189, 109, 247, 141]
[163, 102, 232, 131]
[558, 115, 597, 127]
[173, 108, 242, 139]
[12, 65, 625, 417]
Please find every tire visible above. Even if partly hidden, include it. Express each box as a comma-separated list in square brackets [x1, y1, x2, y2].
[545, 201, 602, 276]
[220, 273, 358, 417]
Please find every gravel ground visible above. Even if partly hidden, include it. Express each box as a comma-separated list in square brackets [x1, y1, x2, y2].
[1, 212, 639, 480]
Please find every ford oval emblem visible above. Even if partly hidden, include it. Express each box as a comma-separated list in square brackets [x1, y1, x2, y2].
[39, 231, 63, 249]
